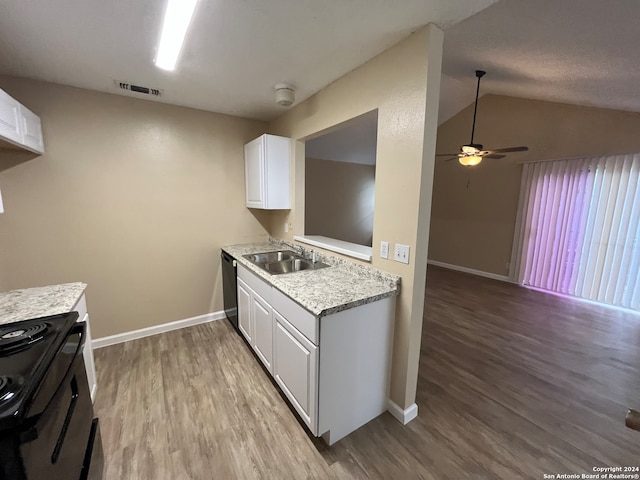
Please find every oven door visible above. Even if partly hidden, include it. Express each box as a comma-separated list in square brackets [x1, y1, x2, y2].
[20, 324, 95, 480]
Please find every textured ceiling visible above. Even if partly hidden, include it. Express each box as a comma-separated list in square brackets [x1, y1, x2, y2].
[0, 0, 496, 120]
[438, 0, 640, 124]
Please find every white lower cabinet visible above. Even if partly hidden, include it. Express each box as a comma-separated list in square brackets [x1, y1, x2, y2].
[237, 278, 253, 343]
[251, 292, 273, 373]
[273, 310, 317, 433]
[72, 293, 97, 403]
[236, 263, 395, 445]
[238, 272, 274, 373]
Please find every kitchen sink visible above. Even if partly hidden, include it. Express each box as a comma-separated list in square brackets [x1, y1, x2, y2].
[263, 258, 329, 274]
[243, 250, 296, 264]
[243, 250, 330, 275]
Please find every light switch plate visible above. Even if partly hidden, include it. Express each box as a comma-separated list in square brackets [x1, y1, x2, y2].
[394, 244, 410, 264]
[380, 241, 389, 259]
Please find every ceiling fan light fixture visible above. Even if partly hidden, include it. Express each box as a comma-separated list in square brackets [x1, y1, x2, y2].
[461, 144, 480, 155]
[459, 155, 483, 166]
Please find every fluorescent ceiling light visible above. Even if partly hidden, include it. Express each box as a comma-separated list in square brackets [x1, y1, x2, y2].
[155, 0, 198, 71]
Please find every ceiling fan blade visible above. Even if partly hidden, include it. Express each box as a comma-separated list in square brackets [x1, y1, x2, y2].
[444, 157, 458, 162]
[483, 154, 506, 159]
[487, 146, 529, 154]
[435, 153, 461, 157]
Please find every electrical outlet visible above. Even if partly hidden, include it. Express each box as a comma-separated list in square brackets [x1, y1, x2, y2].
[284, 222, 289, 233]
[394, 244, 410, 264]
[380, 241, 389, 259]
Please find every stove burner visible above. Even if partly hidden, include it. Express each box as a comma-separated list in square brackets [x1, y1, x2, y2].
[0, 323, 48, 355]
[0, 376, 7, 392]
[1, 329, 26, 339]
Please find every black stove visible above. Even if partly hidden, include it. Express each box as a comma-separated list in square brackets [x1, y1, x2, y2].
[0, 312, 103, 480]
[0, 314, 76, 432]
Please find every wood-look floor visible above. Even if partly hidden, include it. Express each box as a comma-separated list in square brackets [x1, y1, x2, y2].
[94, 266, 640, 479]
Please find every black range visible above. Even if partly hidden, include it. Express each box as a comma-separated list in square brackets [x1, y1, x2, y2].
[0, 312, 103, 480]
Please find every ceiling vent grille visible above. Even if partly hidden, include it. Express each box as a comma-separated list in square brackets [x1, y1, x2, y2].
[115, 81, 162, 97]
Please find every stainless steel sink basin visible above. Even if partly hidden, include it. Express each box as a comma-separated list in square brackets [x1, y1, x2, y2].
[243, 250, 296, 264]
[263, 258, 330, 274]
[243, 250, 330, 275]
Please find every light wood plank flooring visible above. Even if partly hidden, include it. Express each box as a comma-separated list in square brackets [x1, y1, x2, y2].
[94, 266, 640, 479]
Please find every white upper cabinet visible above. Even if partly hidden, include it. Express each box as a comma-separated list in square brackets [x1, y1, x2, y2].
[0, 89, 22, 146]
[19, 105, 44, 154]
[244, 134, 291, 209]
[0, 88, 44, 155]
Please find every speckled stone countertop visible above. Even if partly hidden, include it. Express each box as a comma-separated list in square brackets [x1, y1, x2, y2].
[221, 241, 400, 317]
[0, 283, 87, 325]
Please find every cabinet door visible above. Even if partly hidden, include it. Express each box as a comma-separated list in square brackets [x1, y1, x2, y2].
[245, 136, 265, 208]
[251, 292, 273, 373]
[237, 278, 253, 343]
[19, 105, 44, 154]
[0, 90, 22, 145]
[273, 310, 317, 434]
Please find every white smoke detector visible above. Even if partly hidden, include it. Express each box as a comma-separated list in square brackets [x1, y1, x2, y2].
[275, 83, 295, 107]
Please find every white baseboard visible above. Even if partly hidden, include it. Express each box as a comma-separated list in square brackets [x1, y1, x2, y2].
[92, 310, 226, 349]
[387, 400, 418, 425]
[427, 259, 513, 283]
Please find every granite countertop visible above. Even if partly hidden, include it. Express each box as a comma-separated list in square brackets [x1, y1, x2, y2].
[0, 283, 87, 326]
[222, 242, 400, 317]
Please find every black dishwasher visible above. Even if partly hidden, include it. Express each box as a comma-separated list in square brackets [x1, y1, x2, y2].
[221, 250, 238, 330]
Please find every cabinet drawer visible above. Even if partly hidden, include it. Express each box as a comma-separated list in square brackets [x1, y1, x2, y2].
[238, 264, 272, 303]
[271, 288, 318, 344]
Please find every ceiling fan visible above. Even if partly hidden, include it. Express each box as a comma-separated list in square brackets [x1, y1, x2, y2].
[437, 70, 528, 166]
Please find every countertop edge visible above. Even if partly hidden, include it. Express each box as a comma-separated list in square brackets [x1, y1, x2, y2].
[222, 243, 399, 317]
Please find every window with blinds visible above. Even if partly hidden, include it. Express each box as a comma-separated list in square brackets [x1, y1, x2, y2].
[511, 153, 640, 310]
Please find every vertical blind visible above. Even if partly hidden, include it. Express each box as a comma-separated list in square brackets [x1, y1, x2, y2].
[511, 153, 640, 310]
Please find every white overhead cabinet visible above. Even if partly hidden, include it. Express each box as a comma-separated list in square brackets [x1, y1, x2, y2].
[236, 263, 394, 445]
[0, 90, 22, 146]
[19, 105, 44, 153]
[0, 88, 44, 155]
[244, 134, 291, 209]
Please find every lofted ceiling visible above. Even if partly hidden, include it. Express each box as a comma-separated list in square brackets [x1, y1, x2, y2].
[438, 0, 640, 124]
[0, 0, 496, 121]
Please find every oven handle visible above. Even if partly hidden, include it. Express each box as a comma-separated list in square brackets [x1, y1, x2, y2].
[50, 376, 79, 464]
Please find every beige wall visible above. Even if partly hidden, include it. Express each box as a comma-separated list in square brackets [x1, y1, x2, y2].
[430, 94, 640, 276]
[305, 158, 375, 246]
[0, 76, 268, 338]
[268, 25, 444, 410]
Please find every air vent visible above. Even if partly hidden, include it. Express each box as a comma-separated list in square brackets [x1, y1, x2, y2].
[114, 80, 162, 97]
